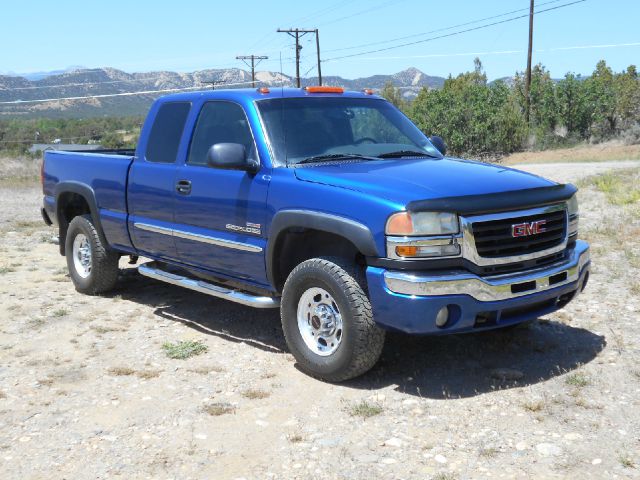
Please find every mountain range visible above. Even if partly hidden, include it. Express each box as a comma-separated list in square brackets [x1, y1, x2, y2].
[0, 67, 445, 118]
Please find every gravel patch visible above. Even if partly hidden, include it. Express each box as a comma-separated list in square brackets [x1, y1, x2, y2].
[0, 162, 638, 479]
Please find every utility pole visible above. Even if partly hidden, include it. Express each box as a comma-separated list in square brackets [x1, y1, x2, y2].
[202, 79, 223, 90]
[315, 29, 322, 86]
[525, 0, 534, 124]
[236, 55, 268, 88]
[277, 28, 319, 87]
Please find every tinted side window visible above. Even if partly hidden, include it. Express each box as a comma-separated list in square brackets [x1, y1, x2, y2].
[145, 102, 191, 163]
[188, 101, 256, 166]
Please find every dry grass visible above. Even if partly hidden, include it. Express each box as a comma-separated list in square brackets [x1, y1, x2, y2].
[241, 389, 270, 400]
[107, 367, 160, 379]
[522, 400, 545, 412]
[578, 168, 640, 205]
[0, 156, 41, 187]
[188, 365, 225, 375]
[136, 370, 161, 379]
[90, 325, 125, 334]
[502, 142, 640, 165]
[203, 402, 236, 416]
[479, 446, 499, 458]
[287, 433, 304, 443]
[618, 454, 635, 469]
[108, 367, 136, 376]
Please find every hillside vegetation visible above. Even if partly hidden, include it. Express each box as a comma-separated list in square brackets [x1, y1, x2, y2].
[1, 59, 638, 159]
[390, 59, 640, 158]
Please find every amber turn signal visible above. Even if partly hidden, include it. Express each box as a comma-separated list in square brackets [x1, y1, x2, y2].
[395, 246, 418, 257]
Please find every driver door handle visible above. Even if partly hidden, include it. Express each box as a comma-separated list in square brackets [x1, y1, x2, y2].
[176, 180, 192, 195]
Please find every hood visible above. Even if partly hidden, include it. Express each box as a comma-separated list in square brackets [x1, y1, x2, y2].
[293, 157, 557, 206]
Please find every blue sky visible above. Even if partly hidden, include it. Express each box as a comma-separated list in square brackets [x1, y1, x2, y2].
[1, 0, 638, 80]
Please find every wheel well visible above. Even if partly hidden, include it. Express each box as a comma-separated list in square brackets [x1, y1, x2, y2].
[272, 228, 364, 292]
[57, 192, 91, 255]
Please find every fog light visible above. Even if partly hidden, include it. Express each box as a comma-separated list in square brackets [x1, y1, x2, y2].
[435, 306, 449, 328]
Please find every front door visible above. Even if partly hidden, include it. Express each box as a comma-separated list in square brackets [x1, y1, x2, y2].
[173, 100, 270, 285]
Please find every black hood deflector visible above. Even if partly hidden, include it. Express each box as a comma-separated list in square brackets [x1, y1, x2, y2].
[406, 183, 578, 215]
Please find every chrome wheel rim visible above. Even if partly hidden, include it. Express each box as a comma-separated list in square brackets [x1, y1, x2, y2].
[72, 233, 92, 278]
[297, 287, 343, 356]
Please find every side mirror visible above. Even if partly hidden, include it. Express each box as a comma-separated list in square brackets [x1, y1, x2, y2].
[429, 136, 447, 156]
[207, 143, 259, 173]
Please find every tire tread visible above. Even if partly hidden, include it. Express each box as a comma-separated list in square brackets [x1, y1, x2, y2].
[281, 257, 385, 382]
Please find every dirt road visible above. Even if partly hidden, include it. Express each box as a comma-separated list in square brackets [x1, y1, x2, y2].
[0, 161, 638, 479]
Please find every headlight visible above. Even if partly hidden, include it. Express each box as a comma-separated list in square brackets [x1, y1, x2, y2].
[567, 194, 579, 237]
[386, 211, 459, 236]
[386, 211, 461, 259]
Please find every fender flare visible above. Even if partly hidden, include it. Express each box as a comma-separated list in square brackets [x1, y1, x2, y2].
[54, 181, 108, 255]
[265, 209, 379, 288]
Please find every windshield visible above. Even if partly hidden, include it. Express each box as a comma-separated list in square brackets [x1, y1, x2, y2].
[256, 97, 442, 166]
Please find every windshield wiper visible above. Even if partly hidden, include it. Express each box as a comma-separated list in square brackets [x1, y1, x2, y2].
[296, 153, 376, 165]
[377, 150, 440, 159]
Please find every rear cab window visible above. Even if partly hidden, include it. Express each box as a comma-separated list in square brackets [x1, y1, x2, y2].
[145, 102, 191, 163]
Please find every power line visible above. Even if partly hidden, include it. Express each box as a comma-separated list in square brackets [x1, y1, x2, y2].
[323, 0, 567, 55]
[318, 0, 409, 27]
[246, 0, 356, 53]
[0, 76, 172, 91]
[335, 42, 640, 61]
[0, 80, 257, 105]
[323, 0, 587, 62]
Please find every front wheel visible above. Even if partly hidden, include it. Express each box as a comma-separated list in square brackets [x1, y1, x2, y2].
[280, 257, 385, 382]
[65, 214, 119, 295]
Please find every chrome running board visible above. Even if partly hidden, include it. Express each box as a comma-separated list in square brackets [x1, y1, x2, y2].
[138, 263, 279, 309]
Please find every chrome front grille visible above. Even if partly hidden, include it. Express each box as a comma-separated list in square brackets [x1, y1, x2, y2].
[471, 209, 566, 258]
[460, 204, 569, 267]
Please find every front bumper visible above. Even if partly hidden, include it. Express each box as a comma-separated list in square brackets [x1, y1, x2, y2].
[366, 240, 590, 334]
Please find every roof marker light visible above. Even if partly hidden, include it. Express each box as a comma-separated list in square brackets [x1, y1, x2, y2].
[258, 87, 270, 94]
[363, 88, 374, 95]
[304, 86, 344, 94]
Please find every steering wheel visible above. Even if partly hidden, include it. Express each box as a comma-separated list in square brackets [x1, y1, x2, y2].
[354, 137, 378, 145]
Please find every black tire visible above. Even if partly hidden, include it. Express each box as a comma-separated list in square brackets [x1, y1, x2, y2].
[65, 214, 119, 295]
[280, 257, 385, 382]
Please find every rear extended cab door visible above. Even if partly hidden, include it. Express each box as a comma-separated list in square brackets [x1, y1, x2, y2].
[171, 96, 271, 288]
[127, 100, 192, 261]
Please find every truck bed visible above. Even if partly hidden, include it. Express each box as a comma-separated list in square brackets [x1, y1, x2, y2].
[65, 148, 136, 156]
[42, 149, 135, 251]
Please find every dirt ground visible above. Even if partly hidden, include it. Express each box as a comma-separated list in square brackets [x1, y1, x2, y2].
[0, 160, 639, 479]
[502, 141, 640, 165]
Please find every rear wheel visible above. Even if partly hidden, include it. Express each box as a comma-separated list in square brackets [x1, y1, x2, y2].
[280, 257, 385, 382]
[65, 214, 119, 295]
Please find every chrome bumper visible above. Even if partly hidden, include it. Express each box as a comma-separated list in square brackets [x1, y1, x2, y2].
[383, 240, 590, 302]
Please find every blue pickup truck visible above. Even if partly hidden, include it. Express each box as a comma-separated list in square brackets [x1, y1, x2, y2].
[41, 86, 590, 381]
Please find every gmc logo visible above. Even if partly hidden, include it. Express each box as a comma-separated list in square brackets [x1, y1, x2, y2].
[512, 219, 547, 237]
